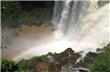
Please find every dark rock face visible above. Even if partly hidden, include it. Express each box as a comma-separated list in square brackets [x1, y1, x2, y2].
[86, 52, 98, 59]
[96, 48, 103, 53]
[76, 50, 103, 70]
[48, 63, 61, 72]
[48, 48, 81, 72]
[34, 62, 48, 72]
[74, 51, 99, 68]
[55, 48, 80, 65]
[34, 48, 101, 72]
[79, 68, 90, 72]
[83, 52, 99, 65]
[98, 1, 110, 8]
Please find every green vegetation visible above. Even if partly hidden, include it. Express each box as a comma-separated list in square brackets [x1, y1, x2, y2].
[1, 52, 56, 72]
[1, 43, 110, 72]
[1, 1, 53, 28]
[1, 59, 19, 72]
[90, 43, 110, 72]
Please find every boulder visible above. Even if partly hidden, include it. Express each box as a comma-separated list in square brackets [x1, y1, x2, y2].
[48, 48, 81, 72]
[96, 48, 103, 53]
[35, 62, 48, 72]
[55, 48, 80, 65]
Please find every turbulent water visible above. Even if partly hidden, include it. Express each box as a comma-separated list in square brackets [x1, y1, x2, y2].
[53, 0, 109, 37]
[53, 0, 89, 36]
[53, 1, 110, 47]
[52, 0, 110, 56]
[2, 0, 110, 61]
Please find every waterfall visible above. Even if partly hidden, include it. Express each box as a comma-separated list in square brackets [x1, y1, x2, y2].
[10, 0, 110, 61]
[52, 0, 110, 50]
[52, 0, 89, 36]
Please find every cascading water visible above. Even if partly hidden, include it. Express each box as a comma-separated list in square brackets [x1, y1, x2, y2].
[53, 0, 89, 37]
[53, 0, 99, 37]
[52, 0, 110, 46]
[51, 0, 110, 57]
[3, 0, 109, 61]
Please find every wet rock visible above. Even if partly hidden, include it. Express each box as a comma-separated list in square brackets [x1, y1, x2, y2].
[73, 60, 88, 68]
[61, 66, 90, 72]
[86, 52, 98, 59]
[98, 1, 110, 8]
[79, 68, 90, 72]
[55, 48, 80, 65]
[48, 48, 81, 72]
[35, 62, 48, 72]
[47, 55, 56, 63]
[61, 67, 78, 72]
[83, 52, 99, 66]
[61, 64, 76, 72]
[31, 47, 102, 72]
[96, 48, 103, 53]
[48, 62, 61, 72]
[75, 51, 100, 68]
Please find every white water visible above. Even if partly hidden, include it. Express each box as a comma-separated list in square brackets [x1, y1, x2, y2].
[52, 0, 110, 50]
[52, 0, 110, 57]
[2, 1, 110, 61]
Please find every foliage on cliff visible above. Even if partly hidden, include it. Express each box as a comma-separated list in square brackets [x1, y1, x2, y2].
[1, 43, 110, 72]
[1, 1, 53, 28]
[90, 43, 110, 72]
[1, 52, 55, 72]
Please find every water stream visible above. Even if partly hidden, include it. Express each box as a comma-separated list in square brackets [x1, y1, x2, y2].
[2, 0, 110, 61]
